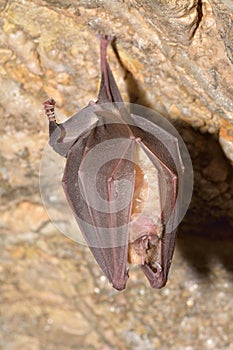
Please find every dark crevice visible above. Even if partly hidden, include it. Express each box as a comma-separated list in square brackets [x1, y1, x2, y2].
[111, 40, 153, 108]
[193, 0, 203, 38]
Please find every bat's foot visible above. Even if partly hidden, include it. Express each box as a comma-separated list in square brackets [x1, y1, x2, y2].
[97, 33, 115, 46]
[44, 98, 56, 121]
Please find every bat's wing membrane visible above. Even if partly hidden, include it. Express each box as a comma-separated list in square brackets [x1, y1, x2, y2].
[62, 115, 135, 290]
[139, 140, 178, 288]
[130, 116, 184, 288]
[48, 106, 99, 157]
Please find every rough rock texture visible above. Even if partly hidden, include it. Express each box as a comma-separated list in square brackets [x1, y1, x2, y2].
[0, 0, 233, 349]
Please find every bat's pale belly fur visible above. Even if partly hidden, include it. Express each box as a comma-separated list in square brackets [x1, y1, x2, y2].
[128, 144, 163, 266]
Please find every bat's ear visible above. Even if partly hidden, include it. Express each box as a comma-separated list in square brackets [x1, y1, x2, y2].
[141, 264, 167, 289]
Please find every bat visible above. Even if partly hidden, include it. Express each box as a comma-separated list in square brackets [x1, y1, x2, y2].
[44, 35, 185, 290]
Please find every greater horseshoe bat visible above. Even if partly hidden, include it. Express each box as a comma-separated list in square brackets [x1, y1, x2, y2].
[44, 35, 184, 290]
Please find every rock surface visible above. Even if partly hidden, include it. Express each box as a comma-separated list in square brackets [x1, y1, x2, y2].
[0, 1, 233, 349]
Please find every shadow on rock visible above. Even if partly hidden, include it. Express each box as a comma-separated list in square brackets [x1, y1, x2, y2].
[177, 127, 233, 277]
[113, 40, 233, 278]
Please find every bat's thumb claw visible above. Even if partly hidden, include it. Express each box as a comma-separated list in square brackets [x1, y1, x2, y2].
[43, 97, 56, 107]
[43, 98, 56, 121]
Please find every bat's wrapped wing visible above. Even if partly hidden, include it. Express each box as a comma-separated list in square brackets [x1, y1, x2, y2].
[47, 106, 99, 157]
[61, 106, 184, 290]
[129, 114, 184, 288]
[62, 110, 136, 290]
[43, 35, 190, 291]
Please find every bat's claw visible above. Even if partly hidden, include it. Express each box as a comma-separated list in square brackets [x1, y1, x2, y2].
[44, 98, 56, 121]
[97, 33, 116, 45]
